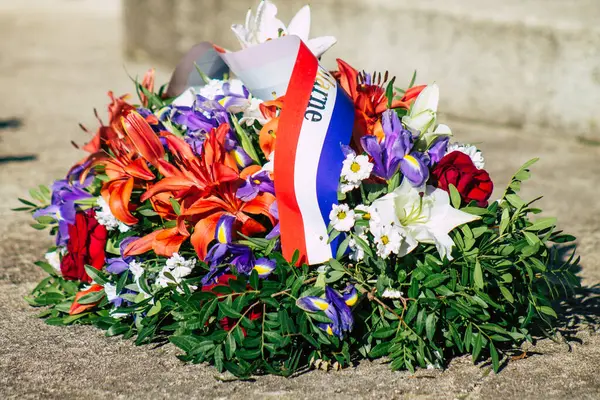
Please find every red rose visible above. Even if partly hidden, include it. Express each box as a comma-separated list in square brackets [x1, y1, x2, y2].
[431, 151, 493, 207]
[60, 209, 108, 282]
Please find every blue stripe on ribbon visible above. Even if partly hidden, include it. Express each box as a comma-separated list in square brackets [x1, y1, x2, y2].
[315, 84, 355, 255]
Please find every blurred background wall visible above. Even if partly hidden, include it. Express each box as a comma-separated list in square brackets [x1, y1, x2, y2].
[123, 0, 600, 140]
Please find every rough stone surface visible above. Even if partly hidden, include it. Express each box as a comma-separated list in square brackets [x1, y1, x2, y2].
[123, 0, 600, 140]
[1, 1, 600, 399]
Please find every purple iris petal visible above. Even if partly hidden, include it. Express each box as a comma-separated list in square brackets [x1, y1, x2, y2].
[253, 258, 276, 278]
[325, 286, 354, 335]
[428, 136, 449, 165]
[400, 152, 430, 187]
[106, 237, 139, 275]
[236, 171, 275, 202]
[232, 146, 253, 169]
[230, 246, 255, 275]
[266, 201, 280, 240]
[33, 178, 92, 246]
[296, 296, 330, 313]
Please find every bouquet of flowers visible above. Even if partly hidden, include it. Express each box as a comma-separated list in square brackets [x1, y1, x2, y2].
[19, 0, 579, 377]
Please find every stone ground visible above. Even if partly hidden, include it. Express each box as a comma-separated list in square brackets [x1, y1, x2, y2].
[1, 1, 599, 399]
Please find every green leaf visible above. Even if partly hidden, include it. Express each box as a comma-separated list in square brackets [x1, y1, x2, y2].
[490, 342, 500, 372]
[146, 300, 162, 317]
[498, 285, 514, 304]
[538, 306, 557, 318]
[448, 184, 462, 209]
[219, 302, 242, 319]
[34, 261, 58, 276]
[473, 260, 484, 290]
[369, 342, 392, 358]
[325, 270, 345, 284]
[230, 114, 260, 164]
[84, 265, 108, 285]
[372, 326, 396, 339]
[77, 290, 105, 305]
[472, 333, 483, 362]
[525, 217, 556, 232]
[169, 197, 181, 215]
[214, 345, 224, 372]
[499, 208, 510, 236]
[425, 313, 436, 341]
[169, 335, 200, 354]
[423, 273, 448, 288]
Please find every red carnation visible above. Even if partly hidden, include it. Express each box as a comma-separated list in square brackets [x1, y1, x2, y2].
[431, 151, 493, 207]
[60, 209, 108, 282]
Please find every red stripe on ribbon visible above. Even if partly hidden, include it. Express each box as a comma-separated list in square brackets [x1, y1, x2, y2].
[273, 41, 319, 266]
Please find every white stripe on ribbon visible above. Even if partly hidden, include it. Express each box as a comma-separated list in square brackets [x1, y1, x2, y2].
[294, 66, 338, 264]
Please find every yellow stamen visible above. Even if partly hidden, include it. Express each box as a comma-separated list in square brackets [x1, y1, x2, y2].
[338, 211, 347, 219]
[350, 161, 361, 173]
[381, 235, 389, 245]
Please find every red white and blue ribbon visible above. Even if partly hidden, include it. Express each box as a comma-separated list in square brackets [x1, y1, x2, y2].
[175, 36, 354, 265]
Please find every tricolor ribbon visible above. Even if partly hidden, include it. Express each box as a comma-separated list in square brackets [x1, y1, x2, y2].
[168, 36, 354, 265]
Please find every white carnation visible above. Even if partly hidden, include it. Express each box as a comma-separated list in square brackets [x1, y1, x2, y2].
[103, 282, 118, 302]
[446, 142, 485, 169]
[329, 204, 355, 232]
[128, 260, 145, 282]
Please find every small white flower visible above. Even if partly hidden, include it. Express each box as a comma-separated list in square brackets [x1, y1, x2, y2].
[348, 227, 368, 262]
[329, 204, 355, 232]
[44, 249, 62, 273]
[104, 283, 118, 302]
[198, 79, 226, 100]
[381, 288, 404, 299]
[158, 253, 196, 288]
[239, 97, 269, 127]
[95, 197, 130, 232]
[128, 261, 145, 282]
[372, 224, 403, 258]
[354, 204, 381, 232]
[341, 154, 373, 184]
[340, 181, 359, 193]
[446, 142, 485, 169]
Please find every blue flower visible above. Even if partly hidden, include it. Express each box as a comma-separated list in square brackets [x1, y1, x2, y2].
[297, 285, 358, 338]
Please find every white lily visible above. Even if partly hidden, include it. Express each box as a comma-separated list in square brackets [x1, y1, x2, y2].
[402, 84, 452, 146]
[231, 1, 337, 58]
[371, 179, 479, 260]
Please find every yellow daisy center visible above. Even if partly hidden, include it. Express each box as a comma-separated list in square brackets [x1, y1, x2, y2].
[350, 161, 361, 173]
[338, 211, 347, 219]
[381, 235, 390, 245]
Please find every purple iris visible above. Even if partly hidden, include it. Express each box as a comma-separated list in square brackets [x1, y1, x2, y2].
[428, 136, 449, 165]
[203, 215, 256, 284]
[236, 171, 275, 202]
[169, 95, 230, 155]
[219, 81, 251, 111]
[297, 285, 357, 338]
[361, 110, 429, 186]
[106, 236, 139, 275]
[33, 178, 92, 246]
[137, 107, 168, 134]
[266, 201, 280, 240]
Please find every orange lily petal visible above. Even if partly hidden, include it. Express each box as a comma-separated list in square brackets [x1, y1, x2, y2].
[140, 176, 198, 202]
[240, 165, 262, 180]
[121, 110, 165, 167]
[259, 118, 278, 158]
[191, 213, 224, 260]
[69, 284, 104, 315]
[154, 227, 189, 257]
[124, 231, 161, 256]
[107, 177, 138, 225]
[243, 193, 276, 224]
[336, 59, 359, 100]
[123, 158, 155, 180]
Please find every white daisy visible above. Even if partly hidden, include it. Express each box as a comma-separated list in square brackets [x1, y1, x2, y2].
[372, 224, 403, 258]
[341, 154, 373, 183]
[95, 197, 130, 232]
[329, 204, 355, 232]
[354, 204, 381, 232]
[340, 181, 359, 194]
[446, 142, 485, 169]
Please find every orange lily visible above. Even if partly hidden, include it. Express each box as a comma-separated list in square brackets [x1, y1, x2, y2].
[335, 59, 425, 147]
[126, 123, 276, 260]
[139, 68, 155, 108]
[258, 98, 283, 159]
[81, 109, 166, 225]
[69, 284, 104, 315]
